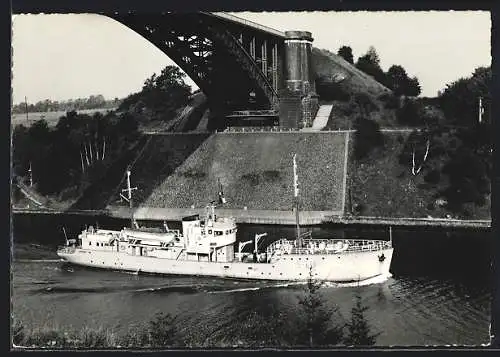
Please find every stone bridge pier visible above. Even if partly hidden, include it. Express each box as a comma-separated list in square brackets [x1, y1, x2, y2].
[279, 30, 319, 130]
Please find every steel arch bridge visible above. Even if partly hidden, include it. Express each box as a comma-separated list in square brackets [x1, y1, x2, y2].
[109, 12, 319, 129]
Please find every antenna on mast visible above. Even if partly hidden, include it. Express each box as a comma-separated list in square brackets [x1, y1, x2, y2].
[293, 153, 301, 246]
[120, 168, 138, 228]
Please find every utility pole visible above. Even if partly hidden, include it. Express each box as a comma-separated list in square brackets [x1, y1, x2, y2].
[28, 162, 33, 187]
[24, 96, 29, 125]
[479, 96, 484, 124]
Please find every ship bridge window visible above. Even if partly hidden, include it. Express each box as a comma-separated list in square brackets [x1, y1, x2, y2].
[225, 230, 230, 235]
[214, 231, 223, 236]
[208, 230, 212, 234]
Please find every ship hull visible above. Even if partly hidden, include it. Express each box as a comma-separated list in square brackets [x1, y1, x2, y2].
[58, 248, 393, 282]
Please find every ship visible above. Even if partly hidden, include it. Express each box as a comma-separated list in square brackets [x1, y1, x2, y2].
[57, 154, 393, 282]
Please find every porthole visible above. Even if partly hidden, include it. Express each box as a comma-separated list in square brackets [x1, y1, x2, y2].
[280, 273, 283, 275]
[322, 257, 325, 260]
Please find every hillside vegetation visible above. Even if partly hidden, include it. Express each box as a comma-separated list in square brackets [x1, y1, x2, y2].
[138, 133, 347, 212]
[312, 48, 399, 129]
[346, 66, 491, 219]
[312, 47, 391, 99]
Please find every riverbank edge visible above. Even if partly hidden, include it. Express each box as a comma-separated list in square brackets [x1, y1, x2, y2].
[12, 206, 491, 228]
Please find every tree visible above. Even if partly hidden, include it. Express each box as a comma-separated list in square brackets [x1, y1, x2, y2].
[343, 291, 378, 346]
[355, 46, 386, 84]
[337, 46, 354, 64]
[440, 147, 490, 210]
[438, 66, 491, 126]
[119, 65, 191, 123]
[296, 268, 343, 347]
[385, 65, 421, 97]
[406, 76, 421, 97]
[398, 130, 431, 176]
[148, 312, 182, 347]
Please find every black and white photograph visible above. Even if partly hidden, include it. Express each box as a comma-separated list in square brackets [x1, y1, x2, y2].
[10, 7, 493, 349]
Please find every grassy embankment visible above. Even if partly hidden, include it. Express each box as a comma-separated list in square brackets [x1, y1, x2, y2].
[135, 132, 347, 212]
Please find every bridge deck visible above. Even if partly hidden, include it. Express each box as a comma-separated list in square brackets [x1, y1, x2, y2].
[208, 12, 286, 38]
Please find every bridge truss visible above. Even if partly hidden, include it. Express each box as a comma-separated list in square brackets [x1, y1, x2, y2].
[112, 13, 280, 115]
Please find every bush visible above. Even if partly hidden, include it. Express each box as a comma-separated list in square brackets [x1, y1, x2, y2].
[354, 93, 378, 116]
[378, 93, 400, 109]
[353, 117, 384, 160]
[13, 313, 181, 349]
[424, 169, 441, 185]
[396, 99, 423, 126]
[262, 170, 281, 182]
[148, 312, 180, 347]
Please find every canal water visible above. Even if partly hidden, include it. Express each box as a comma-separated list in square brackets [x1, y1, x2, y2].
[11, 214, 492, 346]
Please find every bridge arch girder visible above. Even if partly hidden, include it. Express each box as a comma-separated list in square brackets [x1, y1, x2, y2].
[110, 13, 279, 113]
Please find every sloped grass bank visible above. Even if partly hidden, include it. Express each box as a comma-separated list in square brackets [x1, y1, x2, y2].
[127, 134, 211, 206]
[141, 133, 347, 211]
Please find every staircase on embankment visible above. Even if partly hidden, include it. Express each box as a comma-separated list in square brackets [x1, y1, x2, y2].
[301, 104, 333, 132]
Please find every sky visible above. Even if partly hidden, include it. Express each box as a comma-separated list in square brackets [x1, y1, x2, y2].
[11, 11, 491, 104]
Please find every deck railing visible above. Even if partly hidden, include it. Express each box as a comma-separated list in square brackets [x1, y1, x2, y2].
[57, 247, 76, 254]
[266, 238, 392, 256]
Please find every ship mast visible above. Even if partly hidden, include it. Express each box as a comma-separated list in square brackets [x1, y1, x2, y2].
[293, 153, 301, 247]
[120, 168, 137, 228]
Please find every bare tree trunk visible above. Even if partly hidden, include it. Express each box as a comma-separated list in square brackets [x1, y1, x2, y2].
[411, 148, 416, 176]
[415, 139, 430, 175]
[102, 138, 106, 160]
[84, 144, 90, 166]
[94, 139, 99, 161]
[80, 151, 85, 173]
[89, 141, 94, 163]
